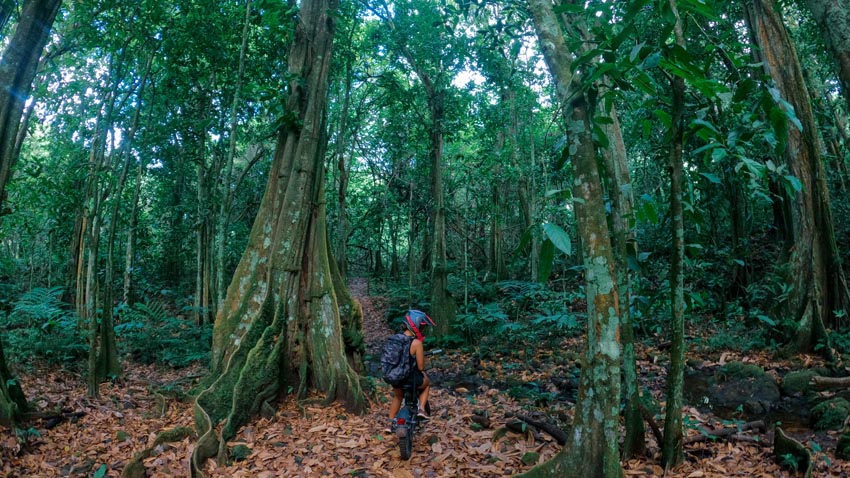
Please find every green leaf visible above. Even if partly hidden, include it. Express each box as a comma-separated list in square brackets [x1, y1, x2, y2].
[769, 106, 789, 156]
[545, 188, 572, 200]
[629, 42, 645, 63]
[538, 239, 555, 284]
[693, 118, 719, 135]
[700, 172, 721, 184]
[783, 174, 803, 192]
[93, 465, 107, 478]
[711, 148, 727, 162]
[542, 223, 572, 256]
[635, 195, 659, 223]
[643, 51, 662, 69]
[593, 124, 610, 149]
[653, 109, 672, 128]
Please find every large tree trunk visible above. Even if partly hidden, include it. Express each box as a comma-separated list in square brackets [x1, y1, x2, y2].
[804, 0, 850, 113]
[661, 0, 687, 467]
[0, 0, 62, 205]
[745, 0, 850, 351]
[190, 0, 363, 474]
[520, 1, 622, 477]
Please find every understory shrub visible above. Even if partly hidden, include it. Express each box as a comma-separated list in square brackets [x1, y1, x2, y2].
[115, 300, 212, 367]
[3, 287, 86, 366]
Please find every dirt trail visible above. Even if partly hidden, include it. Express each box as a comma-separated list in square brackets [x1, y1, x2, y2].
[348, 277, 393, 361]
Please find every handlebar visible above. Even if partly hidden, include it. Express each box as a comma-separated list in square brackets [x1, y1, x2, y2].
[425, 349, 443, 356]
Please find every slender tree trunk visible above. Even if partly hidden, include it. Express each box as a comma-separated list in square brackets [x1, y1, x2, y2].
[97, 62, 151, 384]
[427, 92, 456, 335]
[335, 35, 354, 279]
[745, 0, 850, 350]
[520, 1, 622, 477]
[215, 0, 253, 313]
[661, 0, 687, 468]
[82, 105, 109, 398]
[601, 109, 644, 458]
[190, 1, 363, 474]
[123, 156, 143, 305]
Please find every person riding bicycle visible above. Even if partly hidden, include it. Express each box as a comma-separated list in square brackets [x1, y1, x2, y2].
[387, 309, 435, 431]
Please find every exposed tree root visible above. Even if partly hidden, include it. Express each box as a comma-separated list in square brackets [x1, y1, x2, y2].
[121, 427, 195, 478]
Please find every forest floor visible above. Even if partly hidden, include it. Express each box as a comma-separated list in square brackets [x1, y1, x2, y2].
[1, 278, 848, 477]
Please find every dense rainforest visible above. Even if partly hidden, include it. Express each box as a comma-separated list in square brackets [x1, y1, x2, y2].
[1, 0, 850, 476]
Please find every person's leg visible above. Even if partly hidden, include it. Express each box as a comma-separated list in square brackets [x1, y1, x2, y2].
[389, 388, 404, 419]
[417, 374, 430, 417]
[386, 388, 404, 433]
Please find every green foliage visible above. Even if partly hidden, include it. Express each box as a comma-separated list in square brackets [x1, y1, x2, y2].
[810, 398, 850, 431]
[114, 300, 211, 368]
[454, 302, 509, 343]
[4, 287, 86, 365]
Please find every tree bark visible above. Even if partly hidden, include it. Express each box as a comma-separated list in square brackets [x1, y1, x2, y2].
[0, 0, 62, 206]
[661, 0, 687, 468]
[601, 109, 644, 458]
[520, 1, 622, 477]
[745, 0, 850, 351]
[190, 0, 363, 474]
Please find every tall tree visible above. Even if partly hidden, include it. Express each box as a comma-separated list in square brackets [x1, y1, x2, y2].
[190, 0, 364, 474]
[661, 0, 688, 467]
[745, 0, 850, 352]
[370, 0, 461, 334]
[0, 0, 63, 426]
[520, 1, 622, 477]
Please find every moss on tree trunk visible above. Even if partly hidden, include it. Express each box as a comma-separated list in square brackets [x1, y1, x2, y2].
[190, 0, 364, 475]
[522, 4, 623, 476]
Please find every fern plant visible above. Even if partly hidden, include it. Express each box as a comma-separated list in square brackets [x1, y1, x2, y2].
[4, 287, 86, 365]
[115, 299, 211, 367]
[9, 286, 73, 331]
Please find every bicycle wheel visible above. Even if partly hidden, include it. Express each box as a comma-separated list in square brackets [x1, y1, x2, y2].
[397, 427, 413, 460]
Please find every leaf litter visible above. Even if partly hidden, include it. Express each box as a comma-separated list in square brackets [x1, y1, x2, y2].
[0, 279, 848, 477]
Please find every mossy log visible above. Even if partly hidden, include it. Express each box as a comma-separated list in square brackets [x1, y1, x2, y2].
[811, 375, 850, 390]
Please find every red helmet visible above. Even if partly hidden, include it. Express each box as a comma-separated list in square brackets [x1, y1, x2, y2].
[404, 309, 435, 341]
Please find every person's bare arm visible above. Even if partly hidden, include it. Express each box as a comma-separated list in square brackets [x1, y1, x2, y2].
[411, 339, 425, 371]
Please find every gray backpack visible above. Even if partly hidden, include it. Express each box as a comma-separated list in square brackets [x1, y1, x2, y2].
[381, 333, 413, 386]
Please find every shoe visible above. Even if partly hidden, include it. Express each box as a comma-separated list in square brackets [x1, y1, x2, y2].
[417, 409, 430, 420]
[384, 426, 393, 434]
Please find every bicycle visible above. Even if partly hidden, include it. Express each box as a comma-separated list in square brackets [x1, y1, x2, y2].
[392, 349, 442, 460]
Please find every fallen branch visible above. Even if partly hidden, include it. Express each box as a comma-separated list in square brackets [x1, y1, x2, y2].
[684, 420, 766, 444]
[515, 414, 568, 445]
[811, 375, 850, 390]
[506, 419, 543, 442]
[638, 402, 663, 445]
